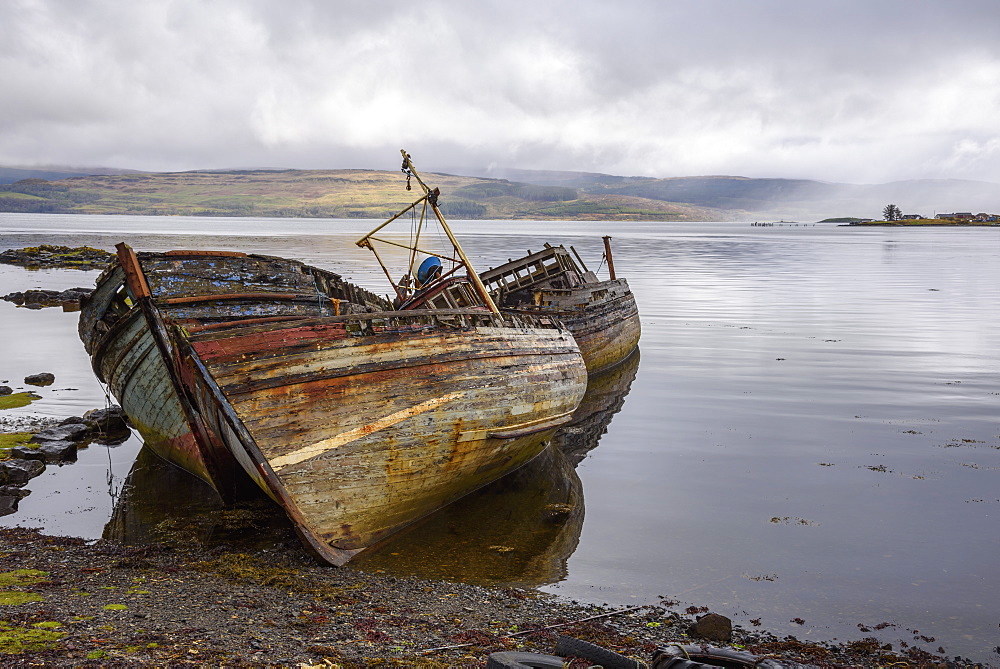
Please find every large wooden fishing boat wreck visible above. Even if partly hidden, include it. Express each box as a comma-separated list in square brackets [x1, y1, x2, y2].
[480, 240, 640, 374]
[79, 152, 587, 566]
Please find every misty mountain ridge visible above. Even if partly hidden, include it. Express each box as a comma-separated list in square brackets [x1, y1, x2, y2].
[0, 165, 145, 184]
[457, 166, 1000, 219]
[1, 164, 997, 221]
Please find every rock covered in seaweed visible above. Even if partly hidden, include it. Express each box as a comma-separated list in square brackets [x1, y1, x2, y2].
[0, 245, 113, 270]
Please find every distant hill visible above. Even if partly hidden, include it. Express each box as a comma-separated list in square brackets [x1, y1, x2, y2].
[1, 164, 997, 221]
[451, 166, 646, 188]
[0, 169, 729, 221]
[462, 168, 1000, 220]
[0, 165, 144, 185]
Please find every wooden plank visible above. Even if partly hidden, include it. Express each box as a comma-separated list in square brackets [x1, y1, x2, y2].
[162, 292, 307, 305]
[190, 321, 350, 362]
[115, 243, 151, 299]
[183, 316, 305, 333]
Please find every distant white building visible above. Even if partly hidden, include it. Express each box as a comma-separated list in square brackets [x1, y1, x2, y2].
[935, 212, 995, 221]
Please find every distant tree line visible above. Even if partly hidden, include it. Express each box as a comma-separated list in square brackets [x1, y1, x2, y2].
[438, 198, 488, 218]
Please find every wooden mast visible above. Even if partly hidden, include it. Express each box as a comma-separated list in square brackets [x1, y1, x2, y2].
[358, 150, 499, 314]
[401, 150, 499, 314]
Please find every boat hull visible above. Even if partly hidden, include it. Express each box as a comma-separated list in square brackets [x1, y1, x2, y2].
[542, 278, 640, 374]
[183, 313, 586, 564]
[504, 279, 640, 374]
[479, 246, 641, 374]
[95, 308, 220, 488]
[80, 265, 223, 491]
[80, 250, 587, 565]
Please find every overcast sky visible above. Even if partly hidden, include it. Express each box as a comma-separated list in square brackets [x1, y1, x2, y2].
[2, 0, 999, 183]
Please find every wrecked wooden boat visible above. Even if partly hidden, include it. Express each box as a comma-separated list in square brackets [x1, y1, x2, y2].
[480, 239, 640, 374]
[79, 154, 587, 567]
[356, 352, 641, 587]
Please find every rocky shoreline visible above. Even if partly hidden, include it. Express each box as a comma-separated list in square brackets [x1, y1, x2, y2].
[0, 370, 131, 517]
[0, 526, 981, 668]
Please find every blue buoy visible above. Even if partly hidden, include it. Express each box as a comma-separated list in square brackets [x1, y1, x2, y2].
[416, 256, 443, 285]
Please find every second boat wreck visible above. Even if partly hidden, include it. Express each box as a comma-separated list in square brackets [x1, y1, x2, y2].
[78, 158, 588, 567]
[480, 240, 640, 374]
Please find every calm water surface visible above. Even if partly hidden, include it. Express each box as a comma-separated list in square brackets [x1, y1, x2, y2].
[1, 213, 997, 662]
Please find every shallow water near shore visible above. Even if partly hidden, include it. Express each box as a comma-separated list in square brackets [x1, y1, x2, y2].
[1, 212, 998, 663]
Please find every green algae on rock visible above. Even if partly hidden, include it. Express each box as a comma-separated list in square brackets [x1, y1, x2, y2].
[0, 621, 64, 653]
[0, 569, 49, 606]
[0, 569, 49, 588]
[0, 245, 113, 270]
[0, 393, 41, 411]
[0, 433, 35, 459]
[0, 592, 43, 605]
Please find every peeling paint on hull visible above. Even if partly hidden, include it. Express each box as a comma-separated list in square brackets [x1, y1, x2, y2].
[191, 320, 585, 554]
[80, 250, 588, 565]
[522, 278, 641, 374]
[82, 279, 220, 491]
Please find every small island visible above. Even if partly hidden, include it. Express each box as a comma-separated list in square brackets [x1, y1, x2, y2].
[845, 205, 999, 226]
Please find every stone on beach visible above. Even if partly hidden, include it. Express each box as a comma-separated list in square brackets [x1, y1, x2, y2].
[2, 287, 93, 308]
[24, 372, 55, 387]
[30, 422, 90, 443]
[83, 406, 128, 432]
[0, 487, 30, 516]
[10, 441, 77, 463]
[0, 245, 113, 270]
[84, 406, 131, 444]
[688, 612, 733, 642]
[0, 458, 46, 485]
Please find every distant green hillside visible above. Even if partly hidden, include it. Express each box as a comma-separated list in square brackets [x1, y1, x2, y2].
[0, 169, 731, 221]
[5, 166, 996, 222]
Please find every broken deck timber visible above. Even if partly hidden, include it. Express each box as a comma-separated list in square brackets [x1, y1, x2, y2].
[79, 247, 587, 566]
[480, 243, 641, 374]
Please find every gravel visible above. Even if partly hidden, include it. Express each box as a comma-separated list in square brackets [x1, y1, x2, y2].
[0, 527, 981, 667]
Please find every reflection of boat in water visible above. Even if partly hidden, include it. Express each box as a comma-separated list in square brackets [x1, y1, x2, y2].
[352, 443, 583, 588]
[353, 349, 639, 587]
[551, 348, 640, 466]
[103, 444, 293, 550]
[480, 241, 640, 374]
[80, 152, 587, 566]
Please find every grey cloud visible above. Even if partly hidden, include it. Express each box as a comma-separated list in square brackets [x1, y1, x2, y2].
[1, 0, 999, 183]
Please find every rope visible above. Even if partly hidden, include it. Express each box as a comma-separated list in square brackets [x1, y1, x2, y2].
[96, 378, 124, 504]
